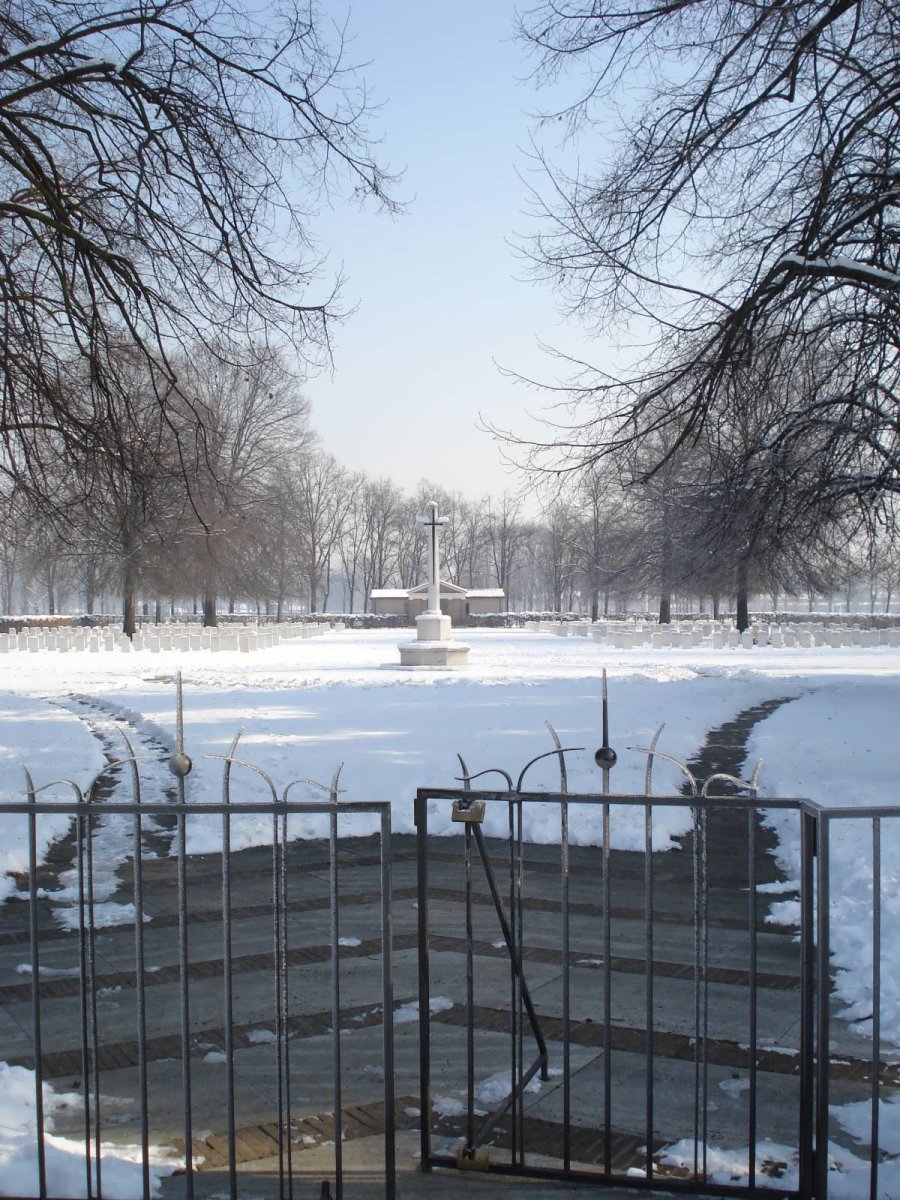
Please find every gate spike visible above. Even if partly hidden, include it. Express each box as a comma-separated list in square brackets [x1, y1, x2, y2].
[329, 765, 344, 805]
[700, 771, 760, 798]
[457, 754, 472, 791]
[546, 722, 568, 795]
[644, 724, 665, 797]
[222, 730, 242, 807]
[175, 670, 185, 756]
[115, 728, 142, 807]
[628, 747, 699, 797]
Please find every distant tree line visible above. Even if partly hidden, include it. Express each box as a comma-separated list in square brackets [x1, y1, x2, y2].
[2, 365, 898, 625]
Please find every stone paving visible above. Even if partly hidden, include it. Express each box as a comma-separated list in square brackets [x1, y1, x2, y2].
[1, 697, 897, 1198]
[1, 818, 895, 1198]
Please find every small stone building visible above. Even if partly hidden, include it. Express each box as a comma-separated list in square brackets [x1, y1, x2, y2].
[369, 580, 505, 625]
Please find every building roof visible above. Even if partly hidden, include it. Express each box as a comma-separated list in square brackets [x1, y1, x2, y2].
[408, 579, 468, 596]
[370, 580, 506, 600]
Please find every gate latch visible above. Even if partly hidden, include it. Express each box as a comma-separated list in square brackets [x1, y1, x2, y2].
[452, 798, 485, 824]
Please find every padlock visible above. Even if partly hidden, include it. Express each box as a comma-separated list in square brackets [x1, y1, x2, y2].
[451, 798, 485, 824]
[456, 1144, 490, 1170]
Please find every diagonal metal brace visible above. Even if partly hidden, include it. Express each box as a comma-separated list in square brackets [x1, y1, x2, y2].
[467, 822, 549, 1149]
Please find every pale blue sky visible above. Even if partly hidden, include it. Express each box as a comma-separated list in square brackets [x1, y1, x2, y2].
[302, 0, 601, 498]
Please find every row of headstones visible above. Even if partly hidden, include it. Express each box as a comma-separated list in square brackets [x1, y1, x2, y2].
[536, 619, 900, 649]
[0, 621, 344, 654]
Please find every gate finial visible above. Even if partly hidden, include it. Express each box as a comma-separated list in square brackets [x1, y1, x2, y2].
[594, 670, 618, 790]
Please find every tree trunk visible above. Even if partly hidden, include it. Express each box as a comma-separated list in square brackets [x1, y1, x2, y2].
[657, 523, 672, 624]
[736, 560, 750, 632]
[154, 600, 162, 623]
[123, 559, 137, 638]
[202, 589, 218, 627]
[84, 561, 97, 615]
[711, 592, 720, 620]
[322, 563, 331, 612]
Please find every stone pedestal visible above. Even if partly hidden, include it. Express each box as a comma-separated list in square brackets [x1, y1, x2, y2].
[416, 611, 451, 642]
[398, 610, 470, 669]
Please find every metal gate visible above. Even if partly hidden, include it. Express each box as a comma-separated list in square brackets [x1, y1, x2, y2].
[414, 708, 900, 1198]
[415, 796, 816, 1190]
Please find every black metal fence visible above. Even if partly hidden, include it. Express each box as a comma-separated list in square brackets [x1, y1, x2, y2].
[0, 695, 395, 1200]
[808, 804, 900, 1200]
[3, 684, 897, 1200]
[414, 782, 898, 1198]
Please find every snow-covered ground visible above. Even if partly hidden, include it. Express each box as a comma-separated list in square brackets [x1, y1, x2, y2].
[1, 626, 897, 924]
[3, 627, 897, 1019]
[0, 627, 898, 1195]
[0, 1064, 176, 1199]
[4, 626, 898, 811]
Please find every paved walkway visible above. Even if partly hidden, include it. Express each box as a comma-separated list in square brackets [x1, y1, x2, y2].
[0, 698, 896, 1197]
[0, 822, 892, 1197]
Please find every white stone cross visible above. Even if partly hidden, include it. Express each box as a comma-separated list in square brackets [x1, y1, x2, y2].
[416, 500, 449, 615]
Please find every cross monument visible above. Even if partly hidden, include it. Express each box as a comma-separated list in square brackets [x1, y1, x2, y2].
[397, 498, 470, 667]
[416, 500, 449, 615]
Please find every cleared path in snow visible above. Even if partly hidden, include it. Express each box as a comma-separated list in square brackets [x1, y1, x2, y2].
[1, 699, 896, 1197]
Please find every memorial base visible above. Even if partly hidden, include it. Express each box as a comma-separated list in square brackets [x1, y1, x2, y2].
[415, 611, 451, 642]
[398, 638, 471, 668]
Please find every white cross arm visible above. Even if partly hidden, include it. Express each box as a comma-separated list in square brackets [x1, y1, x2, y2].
[416, 514, 450, 525]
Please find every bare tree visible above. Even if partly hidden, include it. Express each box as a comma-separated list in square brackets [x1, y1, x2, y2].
[485, 493, 529, 597]
[294, 450, 351, 613]
[566, 467, 646, 619]
[0, 482, 33, 612]
[540, 500, 579, 612]
[360, 479, 400, 608]
[175, 343, 310, 626]
[0, 0, 394, 497]
[58, 352, 187, 634]
[514, 1, 900, 513]
[444, 496, 488, 590]
[336, 472, 368, 612]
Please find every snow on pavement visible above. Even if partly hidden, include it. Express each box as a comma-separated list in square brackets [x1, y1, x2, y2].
[1, 628, 899, 1033]
[0, 1063, 175, 1198]
[746, 682, 900, 1044]
[0, 626, 899, 1191]
[0, 694, 104, 903]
